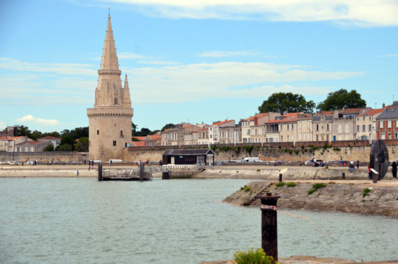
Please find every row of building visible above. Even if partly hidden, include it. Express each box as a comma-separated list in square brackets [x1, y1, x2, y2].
[0, 130, 61, 153]
[133, 102, 398, 147]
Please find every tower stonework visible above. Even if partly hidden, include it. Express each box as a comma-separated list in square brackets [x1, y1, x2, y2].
[87, 14, 133, 162]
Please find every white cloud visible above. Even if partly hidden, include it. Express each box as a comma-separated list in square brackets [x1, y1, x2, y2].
[118, 52, 148, 60]
[0, 121, 6, 130]
[138, 60, 181, 65]
[378, 54, 398, 58]
[0, 58, 97, 76]
[16, 115, 61, 126]
[105, 0, 398, 27]
[200, 51, 259, 58]
[126, 61, 363, 103]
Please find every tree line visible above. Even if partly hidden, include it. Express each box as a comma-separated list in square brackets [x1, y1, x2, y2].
[258, 88, 366, 114]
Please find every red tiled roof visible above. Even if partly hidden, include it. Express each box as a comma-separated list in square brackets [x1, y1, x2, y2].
[340, 108, 367, 114]
[132, 141, 146, 147]
[133, 136, 146, 141]
[357, 108, 385, 117]
[266, 113, 300, 124]
[211, 120, 234, 126]
[315, 111, 334, 116]
[147, 134, 161, 141]
[243, 113, 267, 121]
[4, 136, 25, 141]
[38, 136, 61, 140]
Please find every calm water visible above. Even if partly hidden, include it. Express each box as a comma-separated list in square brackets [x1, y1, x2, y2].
[0, 178, 397, 264]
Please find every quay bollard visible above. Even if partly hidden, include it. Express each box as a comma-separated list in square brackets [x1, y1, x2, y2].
[256, 192, 280, 262]
[279, 174, 282, 182]
[342, 172, 345, 180]
[98, 163, 103, 181]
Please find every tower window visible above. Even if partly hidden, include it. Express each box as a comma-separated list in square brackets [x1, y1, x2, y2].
[97, 130, 99, 135]
[120, 130, 123, 137]
[114, 98, 118, 105]
[113, 141, 117, 146]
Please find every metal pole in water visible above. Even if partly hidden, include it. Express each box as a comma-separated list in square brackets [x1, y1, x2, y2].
[256, 192, 280, 262]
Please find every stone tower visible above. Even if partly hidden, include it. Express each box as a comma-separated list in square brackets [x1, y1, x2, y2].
[87, 14, 133, 162]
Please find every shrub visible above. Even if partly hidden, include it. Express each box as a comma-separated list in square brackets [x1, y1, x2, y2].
[276, 182, 285, 187]
[308, 183, 327, 195]
[362, 188, 371, 198]
[234, 248, 278, 264]
[286, 182, 297, 187]
[241, 185, 251, 192]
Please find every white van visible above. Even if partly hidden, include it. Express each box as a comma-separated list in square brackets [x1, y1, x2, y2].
[109, 159, 123, 165]
[244, 157, 260, 163]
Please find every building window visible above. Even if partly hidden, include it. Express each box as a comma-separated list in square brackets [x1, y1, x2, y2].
[316, 125, 319, 132]
[114, 98, 118, 105]
[362, 125, 365, 132]
[357, 125, 359, 132]
[369, 125, 372, 132]
[327, 124, 329, 131]
[97, 130, 99, 135]
[388, 121, 392, 128]
[380, 121, 384, 128]
[113, 141, 117, 146]
[120, 131, 123, 137]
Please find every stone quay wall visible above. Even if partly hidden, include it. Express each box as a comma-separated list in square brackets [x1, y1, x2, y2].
[0, 152, 87, 163]
[123, 141, 398, 163]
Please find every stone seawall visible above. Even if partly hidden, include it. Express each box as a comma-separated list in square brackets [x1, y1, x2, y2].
[223, 180, 398, 218]
[193, 165, 397, 181]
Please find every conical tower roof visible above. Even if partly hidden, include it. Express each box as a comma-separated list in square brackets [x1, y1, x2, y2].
[123, 74, 132, 108]
[99, 13, 121, 74]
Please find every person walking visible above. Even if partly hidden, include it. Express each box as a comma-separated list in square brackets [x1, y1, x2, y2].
[392, 161, 397, 180]
[356, 160, 359, 169]
[368, 164, 372, 180]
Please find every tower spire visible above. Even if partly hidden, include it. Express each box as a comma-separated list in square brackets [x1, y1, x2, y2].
[99, 12, 120, 73]
[123, 74, 132, 108]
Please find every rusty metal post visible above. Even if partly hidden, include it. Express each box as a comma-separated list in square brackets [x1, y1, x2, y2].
[342, 172, 345, 180]
[372, 173, 378, 183]
[257, 192, 280, 262]
[279, 174, 282, 182]
[139, 162, 145, 181]
[98, 163, 103, 181]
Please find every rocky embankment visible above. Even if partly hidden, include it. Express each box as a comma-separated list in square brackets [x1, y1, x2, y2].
[223, 180, 398, 218]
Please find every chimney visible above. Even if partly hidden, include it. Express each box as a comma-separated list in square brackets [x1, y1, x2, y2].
[382, 103, 385, 108]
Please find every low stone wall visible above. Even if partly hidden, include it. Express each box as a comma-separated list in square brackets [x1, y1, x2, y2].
[0, 152, 86, 163]
[224, 180, 398, 218]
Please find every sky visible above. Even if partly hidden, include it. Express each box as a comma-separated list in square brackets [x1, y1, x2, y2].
[1, 0, 397, 133]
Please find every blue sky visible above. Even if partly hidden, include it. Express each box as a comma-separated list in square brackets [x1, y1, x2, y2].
[1, 0, 397, 133]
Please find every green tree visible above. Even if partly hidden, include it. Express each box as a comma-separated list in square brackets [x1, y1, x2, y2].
[43, 144, 54, 151]
[135, 128, 152, 136]
[161, 123, 175, 132]
[74, 137, 89, 152]
[317, 89, 366, 111]
[132, 122, 137, 135]
[57, 144, 73, 151]
[258, 92, 315, 114]
[42, 131, 61, 138]
[16, 125, 32, 137]
[30, 130, 42, 140]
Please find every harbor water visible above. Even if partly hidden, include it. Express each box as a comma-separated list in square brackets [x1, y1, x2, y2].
[0, 178, 397, 263]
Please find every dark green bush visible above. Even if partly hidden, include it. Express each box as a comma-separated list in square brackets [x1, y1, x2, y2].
[234, 248, 279, 264]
